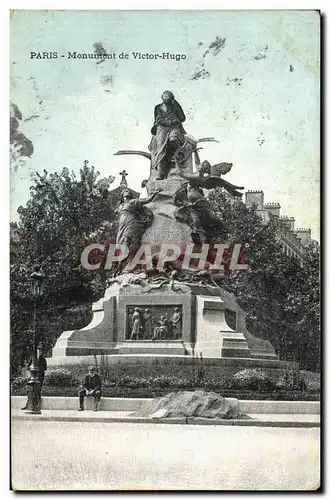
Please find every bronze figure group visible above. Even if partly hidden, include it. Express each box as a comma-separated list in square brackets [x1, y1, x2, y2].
[127, 306, 182, 341]
[109, 90, 245, 249]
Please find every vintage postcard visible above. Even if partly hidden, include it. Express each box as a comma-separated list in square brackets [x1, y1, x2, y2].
[10, 10, 320, 491]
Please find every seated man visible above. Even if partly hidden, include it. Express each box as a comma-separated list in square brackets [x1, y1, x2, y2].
[78, 366, 102, 412]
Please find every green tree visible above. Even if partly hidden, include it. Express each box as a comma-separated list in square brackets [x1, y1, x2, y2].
[10, 178, 320, 374]
[10, 162, 117, 374]
[282, 244, 320, 370]
[207, 188, 320, 370]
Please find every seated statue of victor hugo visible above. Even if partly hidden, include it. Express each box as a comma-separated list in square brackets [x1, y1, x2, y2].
[149, 90, 186, 180]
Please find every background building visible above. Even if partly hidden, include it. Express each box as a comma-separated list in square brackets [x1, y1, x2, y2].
[245, 190, 314, 264]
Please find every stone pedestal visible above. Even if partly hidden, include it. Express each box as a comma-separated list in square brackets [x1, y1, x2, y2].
[219, 288, 279, 360]
[141, 213, 192, 247]
[51, 280, 278, 363]
[142, 175, 193, 247]
[52, 280, 194, 357]
[118, 341, 185, 355]
[52, 295, 118, 356]
[194, 295, 251, 358]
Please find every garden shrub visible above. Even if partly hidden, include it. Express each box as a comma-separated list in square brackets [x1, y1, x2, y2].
[10, 363, 320, 399]
[293, 370, 320, 392]
[44, 368, 80, 387]
[11, 375, 29, 392]
[224, 368, 277, 391]
[275, 369, 321, 392]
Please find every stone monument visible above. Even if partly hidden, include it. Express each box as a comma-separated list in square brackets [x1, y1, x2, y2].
[51, 90, 281, 367]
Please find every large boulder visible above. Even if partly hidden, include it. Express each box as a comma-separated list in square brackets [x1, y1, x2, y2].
[133, 390, 250, 419]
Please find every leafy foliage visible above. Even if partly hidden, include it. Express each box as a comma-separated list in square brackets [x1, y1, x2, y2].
[224, 368, 277, 391]
[11, 363, 320, 400]
[44, 368, 80, 387]
[10, 173, 320, 375]
[10, 163, 118, 374]
[207, 189, 320, 371]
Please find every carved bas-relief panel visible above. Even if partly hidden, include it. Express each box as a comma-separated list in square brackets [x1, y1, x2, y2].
[126, 305, 183, 341]
[117, 289, 192, 355]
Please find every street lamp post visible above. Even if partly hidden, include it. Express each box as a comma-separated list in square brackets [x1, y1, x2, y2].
[25, 270, 45, 415]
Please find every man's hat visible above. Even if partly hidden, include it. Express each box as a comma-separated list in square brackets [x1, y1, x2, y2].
[88, 365, 96, 371]
[37, 343, 44, 350]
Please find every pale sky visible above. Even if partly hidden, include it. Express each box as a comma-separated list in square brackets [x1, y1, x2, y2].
[10, 10, 320, 240]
